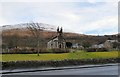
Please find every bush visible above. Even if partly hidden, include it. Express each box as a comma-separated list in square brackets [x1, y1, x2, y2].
[2, 48, 38, 54]
[86, 48, 96, 52]
[2, 48, 70, 54]
[86, 48, 108, 52]
[96, 48, 108, 52]
[51, 48, 70, 53]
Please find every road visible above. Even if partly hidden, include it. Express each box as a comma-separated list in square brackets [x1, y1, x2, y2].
[3, 64, 118, 75]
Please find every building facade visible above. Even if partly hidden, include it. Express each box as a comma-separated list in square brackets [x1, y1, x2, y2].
[91, 39, 119, 50]
[47, 27, 66, 49]
[104, 40, 118, 50]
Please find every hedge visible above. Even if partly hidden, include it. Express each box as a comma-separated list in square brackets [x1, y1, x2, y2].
[2, 58, 119, 70]
[2, 48, 70, 54]
[86, 48, 108, 52]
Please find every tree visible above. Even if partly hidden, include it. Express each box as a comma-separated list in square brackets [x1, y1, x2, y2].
[82, 41, 91, 48]
[66, 42, 72, 48]
[27, 22, 44, 56]
[5, 34, 19, 49]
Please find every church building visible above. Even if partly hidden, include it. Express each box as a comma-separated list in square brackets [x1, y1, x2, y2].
[47, 27, 66, 49]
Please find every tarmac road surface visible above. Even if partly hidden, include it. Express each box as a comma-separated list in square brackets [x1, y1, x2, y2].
[2, 64, 118, 75]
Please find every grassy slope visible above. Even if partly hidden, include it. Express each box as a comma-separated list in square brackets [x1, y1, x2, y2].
[1, 51, 119, 62]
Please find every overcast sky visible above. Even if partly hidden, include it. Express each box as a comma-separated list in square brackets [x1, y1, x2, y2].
[0, 1, 118, 35]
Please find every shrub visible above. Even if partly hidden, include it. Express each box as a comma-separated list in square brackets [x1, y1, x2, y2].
[2, 48, 70, 54]
[86, 48, 96, 52]
[96, 48, 108, 52]
[2, 48, 37, 54]
[51, 48, 70, 53]
[86, 48, 108, 52]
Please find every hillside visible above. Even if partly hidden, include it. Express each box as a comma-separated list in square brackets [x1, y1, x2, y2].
[2, 23, 118, 48]
[2, 28, 85, 37]
[2, 28, 107, 48]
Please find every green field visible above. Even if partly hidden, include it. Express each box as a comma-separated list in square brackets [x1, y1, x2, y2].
[1, 51, 119, 62]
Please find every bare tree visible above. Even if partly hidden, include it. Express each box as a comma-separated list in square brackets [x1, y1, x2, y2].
[27, 22, 44, 56]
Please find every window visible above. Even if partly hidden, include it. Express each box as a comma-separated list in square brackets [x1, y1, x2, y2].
[59, 44, 61, 48]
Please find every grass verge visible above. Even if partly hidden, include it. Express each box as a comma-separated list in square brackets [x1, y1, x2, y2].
[1, 51, 119, 69]
[1, 51, 119, 62]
